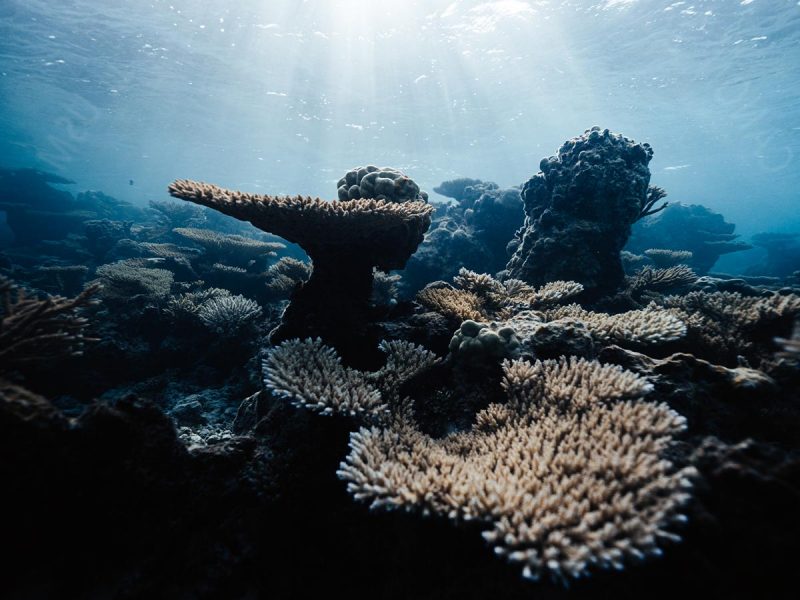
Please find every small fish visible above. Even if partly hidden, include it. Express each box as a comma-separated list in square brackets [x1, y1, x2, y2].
[129, 179, 134, 186]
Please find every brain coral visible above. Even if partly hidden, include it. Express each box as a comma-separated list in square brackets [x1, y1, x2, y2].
[337, 166, 428, 204]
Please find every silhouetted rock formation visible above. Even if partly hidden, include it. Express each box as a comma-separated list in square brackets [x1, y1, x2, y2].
[404, 179, 523, 294]
[506, 127, 654, 299]
[627, 203, 751, 274]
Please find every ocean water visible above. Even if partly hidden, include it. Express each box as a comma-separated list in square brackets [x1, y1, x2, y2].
[3, 3, 800, 597]
[1, 0, 799, 263]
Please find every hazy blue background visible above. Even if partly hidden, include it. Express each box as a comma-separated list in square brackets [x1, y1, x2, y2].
[1, 0, 798, 270]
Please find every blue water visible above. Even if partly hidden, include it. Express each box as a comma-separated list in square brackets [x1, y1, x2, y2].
[1, 0, 799, 271]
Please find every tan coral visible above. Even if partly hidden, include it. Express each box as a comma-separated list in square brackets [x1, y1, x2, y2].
[416, 287, 486, 322]
[337, 356, 694, 582]
[644, 249, 693, 268]
[544, 303, 686, 346]
[263, 337, 440, 420]
[0, 275, 99, 370]
[628, 265, 697, 293]
[659, 291, 800, 365]
[424, 269, 583, 322]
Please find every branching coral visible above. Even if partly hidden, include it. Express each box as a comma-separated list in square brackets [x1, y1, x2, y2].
[628, 266, 698, 294]
[418, 270, 583, 324]
[264, 257, 312, 300]
[544, 303, 687, 346]
[644, 249, 693, 269]
[371, 270, 402, 307]
[173, 227, 284, 268]
[659, 291, 800, 365]
[638, 185, 669, 220]
[95, 260, 174, 301]
[168, 179, 433, 354]
[263, 338, 440, 419]
[197, 295, 262, 337]
[0, 275, 99, 370]
[416, 287, 486, 322]
[337, 356, 694, 583]
[164, 288, 231, 321]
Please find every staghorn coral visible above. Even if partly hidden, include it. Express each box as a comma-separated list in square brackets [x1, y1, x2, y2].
[263, 337, 440, 419]
[95, 260, 174, 301]
[544, 303, 687, 346]
[263, 257, 313, 300]
[168, 179, 433, 357]
[506, 127, 656, 298]
[164, 288, 231, 321]
[644, 249, 693, 268]
[418, 270, 583, 324]
[659, 291, 800, 366]
[628, 265, 698, 295]
[337, 166, 428, 203]
[0, 275, 99, 370]
[416, 286, 485, 322]
[638, 185, 669, 220]
[173, 227, 284, 268]
[337, 356, 694, 583]
[197, 295, 262, 337]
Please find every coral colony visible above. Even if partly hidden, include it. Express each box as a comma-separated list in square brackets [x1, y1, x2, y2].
[2, 127, 799, 598]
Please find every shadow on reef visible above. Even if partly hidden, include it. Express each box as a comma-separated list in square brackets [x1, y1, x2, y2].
[2, 130, 800, 598]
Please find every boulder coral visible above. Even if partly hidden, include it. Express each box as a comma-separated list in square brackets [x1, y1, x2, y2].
[506, 127, 656, 298]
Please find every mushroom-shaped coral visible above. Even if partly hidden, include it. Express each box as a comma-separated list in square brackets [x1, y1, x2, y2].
[506, 127, 656, 298]
[168, 179, 434, 357]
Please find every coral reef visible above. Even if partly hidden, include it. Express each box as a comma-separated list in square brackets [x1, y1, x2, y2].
[4, 127, 800, 599]
[644, 249, 693, 268]
[337, 356, 694, 582]
[197, 294, 262, 337]
[506, 127, 656, 298]
[95, 259, 174, 301]
[404, 179, 523, 293]
[264, 337, 440, 419]
[0, 275, 98, 371]
[748, 232, 800, 278]
[627, 203, 751, 274]
[168, 178, 433, 360]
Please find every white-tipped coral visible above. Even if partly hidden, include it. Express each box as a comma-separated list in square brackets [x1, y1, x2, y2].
[545, 303, 687, 346]
[337, 356, 695, 583]
[263, 338, 440, 420]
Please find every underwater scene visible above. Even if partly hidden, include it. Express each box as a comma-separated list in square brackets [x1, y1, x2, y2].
[2, 1, 799, 598]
